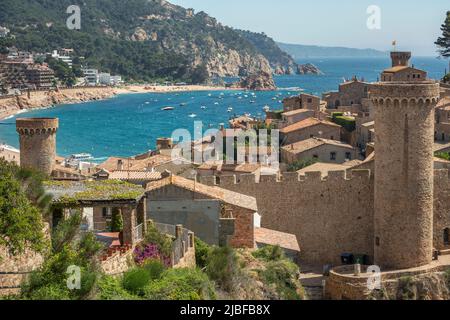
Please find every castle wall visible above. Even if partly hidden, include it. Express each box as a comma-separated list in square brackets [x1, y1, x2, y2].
[434, 169, 450, 251]
[199, 169, 450, 266]
[200, 170, 375, 265]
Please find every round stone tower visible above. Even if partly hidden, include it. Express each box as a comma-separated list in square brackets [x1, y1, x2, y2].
[16, 118, 59, 175]
[370, 81, 439, 270]
[390, 51, 411, 67]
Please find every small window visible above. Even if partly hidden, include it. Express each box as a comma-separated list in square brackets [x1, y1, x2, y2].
[330, 152, 337, 161]
[331, 136, 334, 140]
[376, 237, 380, 246]
[345, 152, 352, 160]
[444, 228, 450, 246]
[307, 98, 312, 103]
[313, 155, 319, 159]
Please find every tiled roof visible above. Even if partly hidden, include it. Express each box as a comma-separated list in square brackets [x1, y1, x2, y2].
[382, 66, 425, 74]
[98, 154, 172, 171]
[282, 138, 354, 155]
[254, 228, 300, 252]
[280, 117, 340, 134]
[282, 109, 314, 117]
[146, 175, 258, 211]
[109, 170, 162, 181]
[297, 161, 362, 176]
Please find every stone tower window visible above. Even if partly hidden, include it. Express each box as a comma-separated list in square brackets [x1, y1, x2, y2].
[444, 228, 450, 246]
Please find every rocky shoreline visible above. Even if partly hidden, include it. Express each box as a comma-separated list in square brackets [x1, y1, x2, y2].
[0, 87, 117, 120]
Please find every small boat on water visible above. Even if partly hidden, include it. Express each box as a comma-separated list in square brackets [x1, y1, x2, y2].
[145, 102, 150, 104]
[263, 105, 270, 112]
[227, 107, 233, 113]
[201, 106, 207, 110]
[162, 106, 175, 111]
[214, 102, 219, 105]
[189, 113, 197, 118]
[180, 103, 187, 106]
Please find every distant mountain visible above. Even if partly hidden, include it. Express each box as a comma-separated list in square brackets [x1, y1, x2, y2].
[0, 0, 297, 83]
[278, 42, 387, 59]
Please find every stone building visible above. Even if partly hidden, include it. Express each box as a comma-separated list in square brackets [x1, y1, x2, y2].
[435, 97, 450, 142]
[322, 77, 370, 109]
[281, 138, 357, 165]
[280, 109, 316, 128]
[282, 93, 325, 112]
[146, 175, 258, 248]
[280, 117, 341, 145]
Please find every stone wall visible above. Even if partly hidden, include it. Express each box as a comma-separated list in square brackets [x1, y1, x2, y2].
[324, 262, 450, 300]
[434, 169, 450, 251]
[200, 170, 374, 265]
[100, 248, 134, 276]
[199, 169, 450, 266]
[0, 246, 44, 296]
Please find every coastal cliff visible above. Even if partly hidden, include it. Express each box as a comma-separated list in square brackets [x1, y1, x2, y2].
[0, 87, 116, 120]
[0, 0, 296, 81]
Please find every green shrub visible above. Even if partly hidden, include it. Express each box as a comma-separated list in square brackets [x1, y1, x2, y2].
[332, 116, 356, 132]
[145, 222, 173, 257]
[110, 208, 123, 232]
[435, 152, 450, 161]
[443, 73, 450, 83]
[444, 269, 450, 290]
[206, 246, 240, 292]
[287, 158, 318, 172]
[260, 260, 303, 300]
[397, 276, 416, 300]
[122, 267, 151, 295]
[144, 268, 216, 300]
[195, 237, 210, 269]
[143, 259, 165, 281]
[25, 283, 71, 300]
[252, 245, 285, 262]
[96, 275, 139, 300]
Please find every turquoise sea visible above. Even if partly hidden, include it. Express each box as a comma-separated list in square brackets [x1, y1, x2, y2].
[0, 57, 448, 159]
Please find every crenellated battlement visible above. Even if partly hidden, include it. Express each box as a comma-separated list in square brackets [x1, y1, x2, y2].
[369, 81, 440, 101]
[198, 169, 373, 187]
[16, 118, 59, 136]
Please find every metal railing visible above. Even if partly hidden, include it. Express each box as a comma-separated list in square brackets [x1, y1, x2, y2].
[134, 223, 144, 243]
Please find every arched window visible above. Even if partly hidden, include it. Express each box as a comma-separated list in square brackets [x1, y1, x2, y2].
[444, 228, 450, 246]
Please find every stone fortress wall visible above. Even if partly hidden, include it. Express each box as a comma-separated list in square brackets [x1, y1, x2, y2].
[199, 168, 450, 266]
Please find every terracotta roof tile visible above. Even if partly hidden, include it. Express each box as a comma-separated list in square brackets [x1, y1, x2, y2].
[280, 117, 340, 134]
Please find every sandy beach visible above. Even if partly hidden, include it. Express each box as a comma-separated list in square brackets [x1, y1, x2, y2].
[114, 84, 233, 95]
[0, 84, 239, 121]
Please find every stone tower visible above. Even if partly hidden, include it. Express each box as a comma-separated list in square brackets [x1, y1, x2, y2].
[370, 56, 439, 269]
[390, 51, 411, 67]
[16, 118, 59, 175]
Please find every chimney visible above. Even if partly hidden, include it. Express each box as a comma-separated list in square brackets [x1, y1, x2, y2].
[117, 159, 124, 171]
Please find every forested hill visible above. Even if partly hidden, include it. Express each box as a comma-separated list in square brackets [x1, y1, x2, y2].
[0, 0, 297, 82]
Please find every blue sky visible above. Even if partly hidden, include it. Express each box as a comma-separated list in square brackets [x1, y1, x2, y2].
[171, 0, 449, 56]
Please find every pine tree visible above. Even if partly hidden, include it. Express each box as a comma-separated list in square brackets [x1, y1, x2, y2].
[435, 11, 450, 58]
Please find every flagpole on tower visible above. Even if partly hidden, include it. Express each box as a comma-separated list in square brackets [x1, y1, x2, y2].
[392, 40, 397, 52]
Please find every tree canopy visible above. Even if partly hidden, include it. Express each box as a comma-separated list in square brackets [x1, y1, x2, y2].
[0, 160, 48, 256]
[436, 11, 450, 58]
